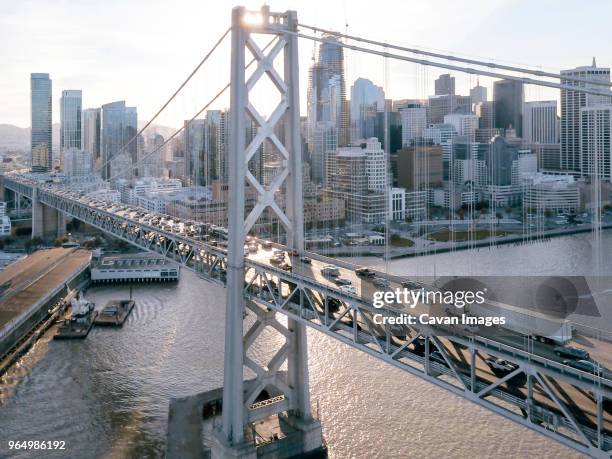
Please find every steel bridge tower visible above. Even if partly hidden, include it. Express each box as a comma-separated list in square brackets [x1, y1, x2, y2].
[214, 6, 323, 458]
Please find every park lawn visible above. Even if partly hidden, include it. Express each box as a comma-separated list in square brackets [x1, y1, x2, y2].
[390, 235, 415, 247]
[428, 228, 514, 242]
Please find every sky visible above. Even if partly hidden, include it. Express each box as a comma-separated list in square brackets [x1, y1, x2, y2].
[1, 0, 611, 129]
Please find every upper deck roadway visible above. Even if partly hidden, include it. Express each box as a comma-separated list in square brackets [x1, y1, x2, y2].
[3, 172, 611, 457]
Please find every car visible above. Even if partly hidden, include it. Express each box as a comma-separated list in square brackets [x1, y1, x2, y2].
[373, 277, 390, 288]
[563, 359, 602, 374]
[554, 346, 590, 360]
[334, 278, 352, 286]
[401, 280, 421, 289]
[339, 285, 357, 295]
[355, 267, 375, 277]
[485, 358, 518, 375]
[321, 265, 340, 277]
[300, 256, 312, 264]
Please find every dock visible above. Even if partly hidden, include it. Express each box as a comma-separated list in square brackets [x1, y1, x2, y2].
[94, 299, 135, 326]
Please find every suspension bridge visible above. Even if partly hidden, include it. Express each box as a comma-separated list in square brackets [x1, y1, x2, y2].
[1, 6, 611, 458]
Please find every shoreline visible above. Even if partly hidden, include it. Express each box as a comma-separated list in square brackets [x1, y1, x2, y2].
[322, 223, 612, 260]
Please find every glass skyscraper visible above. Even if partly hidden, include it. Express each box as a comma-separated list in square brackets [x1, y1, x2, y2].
[30, 73, 52, 172]
[100, 101, 137, 180]
[60, 90, 82, 169]
[307, 35, 349, 151]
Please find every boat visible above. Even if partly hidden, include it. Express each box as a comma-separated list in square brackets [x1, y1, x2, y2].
[94, 299, 135, 326]
[54, 293, 98, 339]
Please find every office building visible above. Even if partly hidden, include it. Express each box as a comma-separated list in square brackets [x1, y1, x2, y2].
[100, 101, 137, 180]
[444, 113, 479, 142]
[59, 90, 82, 165]
[522, 173, 580, 214]
[580, 105, 612, 179]
[63, 148, 93, 177]
[396, 144, 443, 191]
[428, 94, 471, 124]
[310, 121, 338, 184]
[30, 73, 52, 172]
[350, 78, 385, 142]
[435, 74, 455, 96]
[493, 79, 524, 137]
[561, 59, 611, 173]
[470, 84, 487, 105]
[83, 108, 101, 167]
[522, 101, 559, 144]
[307, 35, 349, 150]
[400, 107, 427, 146]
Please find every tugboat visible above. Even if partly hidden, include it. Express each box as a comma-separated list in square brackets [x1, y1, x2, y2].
[94, 287, 136, 327]
[54, 292, 98, 339]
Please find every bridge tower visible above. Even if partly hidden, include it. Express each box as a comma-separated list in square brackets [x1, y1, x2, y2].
[213, 6, 323, 458]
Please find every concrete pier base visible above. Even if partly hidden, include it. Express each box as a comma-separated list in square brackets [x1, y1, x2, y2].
[211, 433, 256, 459]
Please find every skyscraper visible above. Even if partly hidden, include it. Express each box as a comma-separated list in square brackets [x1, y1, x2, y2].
[350, 78, 385, 142]
[307, 35, 349, 153]
[400, 107, 427, 146]
[560, 59, 611, 174]
[60, 90, 82, 169]
[470, 84, 487, 105]
[522, 101, 559, 144]
[435, 74, 455, 96]
[83, 108, 101, 167]
[184, 119, 206, 185]
[30, 73, 52, 172]
[580, 105, 612, 179]
[100, 101, 137, 180]
[493, 79, 524, 137]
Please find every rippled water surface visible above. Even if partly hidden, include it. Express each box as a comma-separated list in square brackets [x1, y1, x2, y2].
[2, 232, 610, 458]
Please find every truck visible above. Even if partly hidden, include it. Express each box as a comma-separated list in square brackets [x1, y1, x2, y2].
[464, 299, 574, 345]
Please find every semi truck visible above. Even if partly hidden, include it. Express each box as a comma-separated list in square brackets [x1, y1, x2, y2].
[464, 299, 574, 345]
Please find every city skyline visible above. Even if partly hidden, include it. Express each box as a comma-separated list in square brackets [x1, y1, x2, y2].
[2, 0, 612, 128]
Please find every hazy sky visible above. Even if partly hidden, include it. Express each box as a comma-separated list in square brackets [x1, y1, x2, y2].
[1, 0, 611, 128]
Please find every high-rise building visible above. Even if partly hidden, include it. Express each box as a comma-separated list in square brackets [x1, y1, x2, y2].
[30, 73, 52, 172]
[444, 113, 479, 142]
[493, 79, 524, 137]
[580, 105, 612, 179]
[435, 74, 455, 96]
[350, 78, 385, 142]
[470, 84, 487, 105]
[561, 59, 611, 174]
[63, 148, 93, 177]
[205, 110, 229, 182]
[83, 108, 101, 167]
[100, 101, 137, 180]
[184, 119, 206, 186]
[310, 121, 338, 184]
[400, 107, 427, 146]
[307, 35, 349, 152]
[396, 145, 443, 191]
[522, 101, 559, 145]
[428, 94, 471, 124]
[60, 90, 82, 170]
